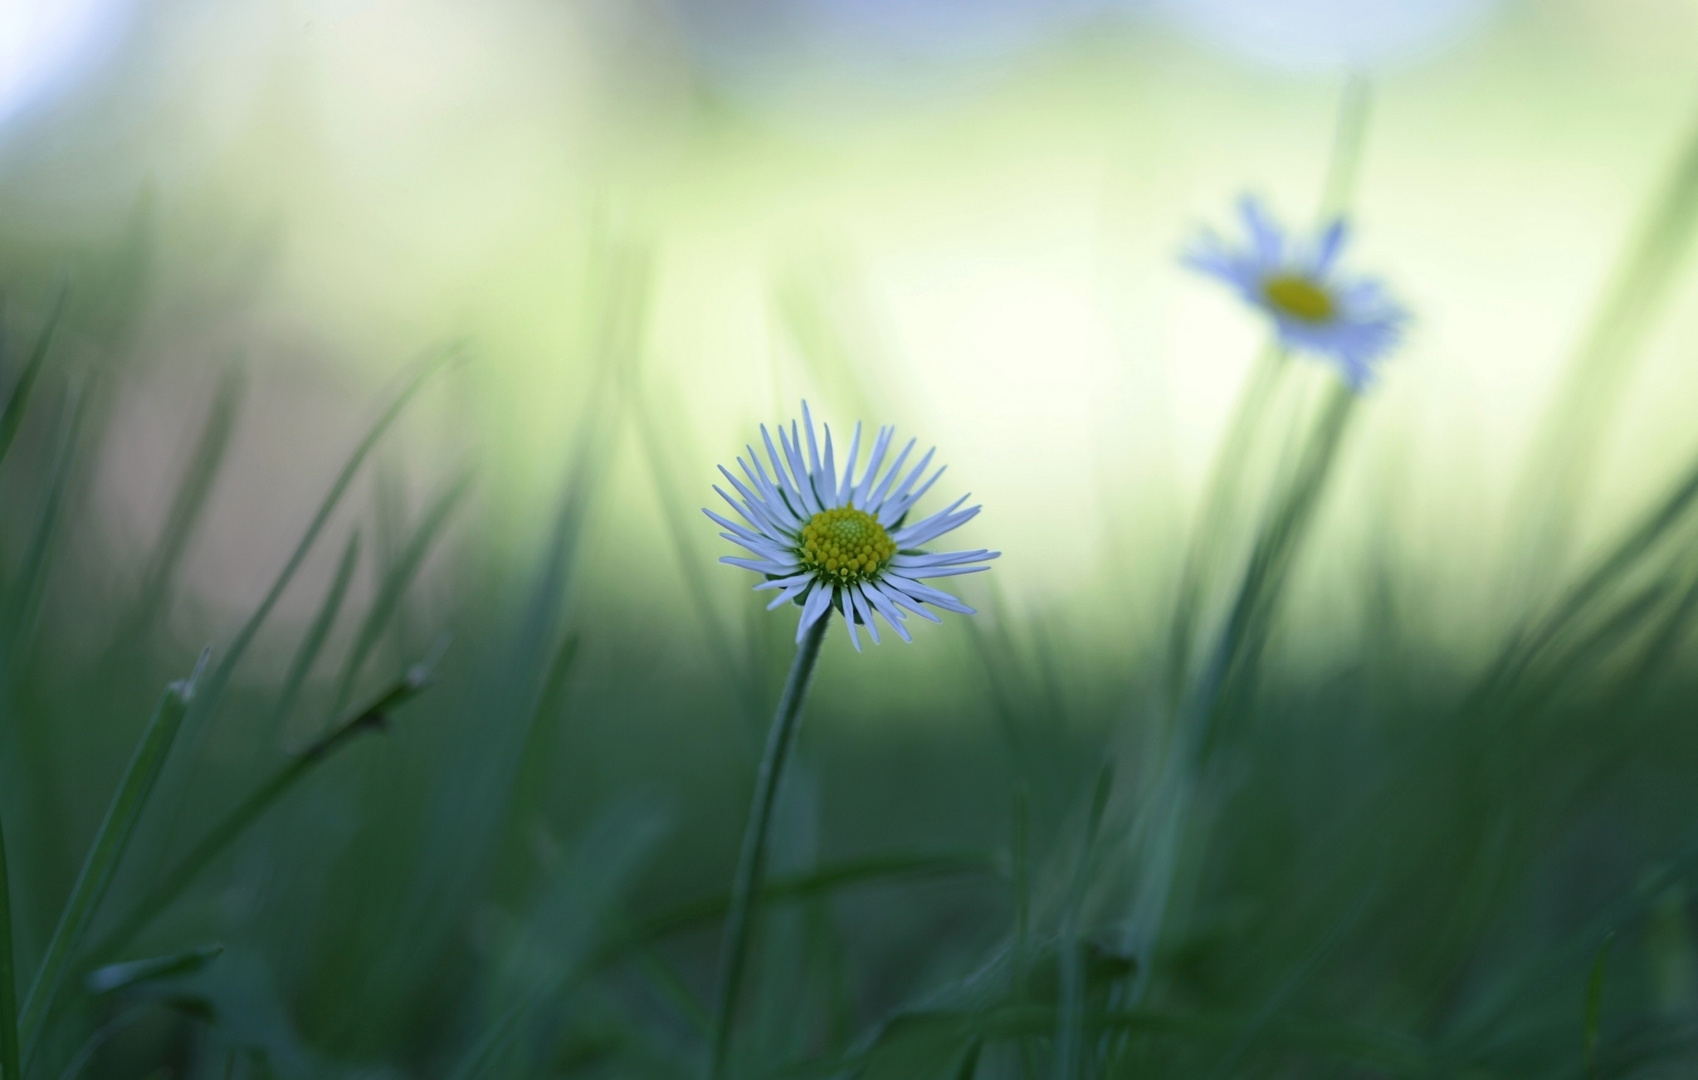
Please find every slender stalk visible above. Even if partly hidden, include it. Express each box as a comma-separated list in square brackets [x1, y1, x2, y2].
[0, 816, 19, 1080]
[708, 616, 830, 1080]
[1316, 74, 1371, 226]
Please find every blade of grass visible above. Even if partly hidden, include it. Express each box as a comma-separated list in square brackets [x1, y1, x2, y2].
[144, 346, 456, 867]
[776, 1005, 1431, 1080]
[5, 381, 86, 647]
[0, 283, 68, 469]
[1056, 765, 1115, 1080]
[85, 943, 223, 995]
[1519, 98, 1698, 570]
[19, 648, 210, 1063]
[86, 644, 447, 963]
[1132, 382, 1357, 1003]
[125, 359, 245, 636]
[1478, 443, 1698, 706]
[1448, 833, 1698, 1045]
[328, 467, 474, 717]
[266, 531, 362, 740]
[0, 812, 19, 1080]
[182, 344, 457, 725]
[590, 851, 1003, 968]
[1584, 931, 1614, 1079]
[629, 380, 763, 745]
[492, 630, 582, 904]
[450, 851, 1001, 1080]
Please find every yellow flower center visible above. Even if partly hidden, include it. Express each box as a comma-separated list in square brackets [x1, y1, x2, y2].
[798, 506, 897, 585]
[1261, 274, 1336, 323]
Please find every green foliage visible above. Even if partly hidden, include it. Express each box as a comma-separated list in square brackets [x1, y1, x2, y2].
[6, 87, 1698, 1080]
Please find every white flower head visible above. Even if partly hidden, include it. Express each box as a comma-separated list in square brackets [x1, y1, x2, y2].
[707, 403, 998, 650]
[1184, 195, 1409, 388]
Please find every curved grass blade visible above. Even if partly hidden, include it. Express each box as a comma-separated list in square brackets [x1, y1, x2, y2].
[769, 1004, 1431, 1080]
[86, 645, 446, 963]
[446, 850, 1000, 1080]
[178, 344, 457, 736]
[85, 944, 222, 995]
[266, 530, 362, 739]
[628, 380, 763, 742]
[19, 649, 209, 1063]
[589, 851, 1004, 973]
[1448, 834, 1698, 1047]
[329, 466, 474, 717]
[125, 359, 245, 636]
[1478, 443, 1698, 706]
[1519, 102, 1698, 568]
[1585, 931, 1615, 1079]
[5, 382, 86, 647]
[0, 815, 19, 1080]
[145, 346, 456, 863]
[0, 283, 68, 469]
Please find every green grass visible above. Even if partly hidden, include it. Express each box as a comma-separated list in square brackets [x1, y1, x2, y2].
[5, 93, 1698, 1080]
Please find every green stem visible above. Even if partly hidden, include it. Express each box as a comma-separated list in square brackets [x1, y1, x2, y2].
[1316, 74, 1371, 226]
[0, 815, 18, 1080]
[708, 615, 830, 1080]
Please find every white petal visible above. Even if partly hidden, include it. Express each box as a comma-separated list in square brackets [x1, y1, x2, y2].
[754, 572, 814, 591]
[744, 451, 802, 530]
[907, 564, 992, 579]
[862, 584, 913, 642]
[722, 555, 798, 575]
[717, 468, 786, 536]
[890, 548, 996, 568]
[883, 465, 947, 525]
[891, 495, 973, 546]
[874, 579, 944, 623]
[853, 425, 893, 507]
[803, 402, 823, 481]
[837, 422, 862, 506]
[766, 581, 811, 610]
[848, 585, 880, 646]
[883, 573, 975, 615]
[797, 583, 833, 641]
[703, 508, 768, 546]
[781, 423, 822, 515]
[865, 437, 916, 514]
[822, 423, 838, 506]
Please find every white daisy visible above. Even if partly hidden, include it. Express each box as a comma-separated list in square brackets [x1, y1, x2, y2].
[1184, 195, 1409, 388]
[706, 403, 998, 650]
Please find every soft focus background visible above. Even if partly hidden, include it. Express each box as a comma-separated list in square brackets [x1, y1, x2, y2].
[7, 0, 1698, 1077]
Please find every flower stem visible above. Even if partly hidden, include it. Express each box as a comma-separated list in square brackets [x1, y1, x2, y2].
[708, 615, 829, 1080]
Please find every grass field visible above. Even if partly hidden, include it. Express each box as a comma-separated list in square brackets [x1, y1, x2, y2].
[5, 3, 1698, 1078]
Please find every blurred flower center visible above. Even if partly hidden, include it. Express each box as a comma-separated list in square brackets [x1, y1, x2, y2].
[1262, 274, 1336, 323]
[799, 507, 897, 584]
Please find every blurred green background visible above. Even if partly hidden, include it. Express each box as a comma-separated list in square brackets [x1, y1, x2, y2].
[6, 0, 1698, 1077]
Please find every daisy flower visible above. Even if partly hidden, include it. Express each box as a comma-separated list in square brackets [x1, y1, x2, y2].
[706, 403, 997, 650]
[1184, 195, 1408, 388]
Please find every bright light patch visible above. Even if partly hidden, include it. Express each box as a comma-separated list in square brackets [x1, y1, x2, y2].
[1155, 0, 1500, 71]
[0, 0, 130, 126]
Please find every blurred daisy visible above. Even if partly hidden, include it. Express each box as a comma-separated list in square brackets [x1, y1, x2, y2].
[1185, 196, 1407, 388]
[706, 403, 997, 650]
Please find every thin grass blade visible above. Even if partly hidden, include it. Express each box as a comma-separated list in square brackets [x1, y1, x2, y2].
[0, 283, 68, 469]
[19, 649, 209, 1062]
[329, 466, 474, 716]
